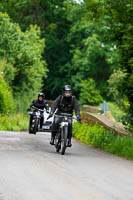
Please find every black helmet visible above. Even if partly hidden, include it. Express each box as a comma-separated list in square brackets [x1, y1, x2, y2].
[63, 85, 72, 92]
[38, 92, 45, 99]
[63, 85, 72, 97]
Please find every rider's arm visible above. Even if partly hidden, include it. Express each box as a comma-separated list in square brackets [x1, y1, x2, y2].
[44, 100, 49, 112]
[73, 96, 80, 118]
[51, 95, 62, 114]
[28, 100, 36, 110]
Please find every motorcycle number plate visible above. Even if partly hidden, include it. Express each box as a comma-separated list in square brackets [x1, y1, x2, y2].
[43, 126, 50, 129]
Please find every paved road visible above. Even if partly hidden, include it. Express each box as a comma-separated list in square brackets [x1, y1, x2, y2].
[0, 131, 133, 200]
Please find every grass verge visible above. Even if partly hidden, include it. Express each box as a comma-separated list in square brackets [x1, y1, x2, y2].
[73, 122, 133, 159]
[0, 113, 28, 131]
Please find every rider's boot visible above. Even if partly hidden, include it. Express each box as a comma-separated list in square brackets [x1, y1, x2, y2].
[50, 137, 55, 145]
[67, 139, 72, 147]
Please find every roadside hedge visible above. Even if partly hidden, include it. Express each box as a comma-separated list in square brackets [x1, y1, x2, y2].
[73, 122, 133, 159]
[0, 113, 28, 131]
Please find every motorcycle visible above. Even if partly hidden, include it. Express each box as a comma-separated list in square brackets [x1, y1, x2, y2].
[54, 113, 76, 155]
[28, 106, 45, 135]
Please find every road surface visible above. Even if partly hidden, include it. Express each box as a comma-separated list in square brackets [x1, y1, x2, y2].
[0, 131, 133, 200]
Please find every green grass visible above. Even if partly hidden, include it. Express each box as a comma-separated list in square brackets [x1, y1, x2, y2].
[73, 122, 133, 159]
[0, 113, 29, 131]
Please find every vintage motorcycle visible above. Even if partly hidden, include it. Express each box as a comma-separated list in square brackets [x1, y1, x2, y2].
[54, 113, 76, 155]
[28, 106, 46, 135]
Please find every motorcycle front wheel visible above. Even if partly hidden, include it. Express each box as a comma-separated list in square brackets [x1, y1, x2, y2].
[61, 126, 68, 155]
[55, 131, 61, 153]
[33, 118, 39, 135]
[29, 121, 33, 134]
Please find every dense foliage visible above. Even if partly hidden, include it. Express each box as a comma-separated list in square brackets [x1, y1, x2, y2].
[0, 12, 47, 113]
[0, 66, 15, 114]
[79, 78, 103, 105]
[0, 113, 28, 131]
[0, 0, 118, 99]
[0, 0, 133, 129]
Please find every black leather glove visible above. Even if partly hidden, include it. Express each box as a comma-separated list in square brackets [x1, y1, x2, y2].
[27, 108, 31, 111]
[47, 112, 53, 120]
[77, 116, 81, 123]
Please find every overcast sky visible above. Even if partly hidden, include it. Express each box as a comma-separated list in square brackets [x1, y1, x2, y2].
[74, 0, 83, 4]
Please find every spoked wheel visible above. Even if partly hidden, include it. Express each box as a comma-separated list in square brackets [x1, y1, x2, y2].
[29, 119, 33, 134]
[29, 121, 33, 134]
[33, 118, 39, 135]
[56, 143, 61, 152]
[29, 125, 33, 134]
[61, 126, 68, 155]
[55, 133, 61, 153]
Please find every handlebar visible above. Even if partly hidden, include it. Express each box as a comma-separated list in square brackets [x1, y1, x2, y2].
[47, 113, 81, 123]
[31, 106, 45, 112]
[54, 113, 77, 120]
[58, 112, 72, 117]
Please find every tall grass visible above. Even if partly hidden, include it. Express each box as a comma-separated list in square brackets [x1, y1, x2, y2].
[0, 113, 28, 131]
[73, 122, 133, 159]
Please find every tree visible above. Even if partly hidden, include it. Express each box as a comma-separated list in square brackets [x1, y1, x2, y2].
[108, 69, 128, 107]
[79, 78, 103, 105]
[0, 66, 15, 114]
[0, 0, 72, 99]
[0, 12, 47, 111]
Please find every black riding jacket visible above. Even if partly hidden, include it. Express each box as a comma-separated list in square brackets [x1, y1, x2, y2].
[51, 95, 80, 117]
[28, 100, 49, 111]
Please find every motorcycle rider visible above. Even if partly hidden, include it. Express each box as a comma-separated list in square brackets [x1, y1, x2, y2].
[27, 92, 49, 131]
[48, 85, 81, 147]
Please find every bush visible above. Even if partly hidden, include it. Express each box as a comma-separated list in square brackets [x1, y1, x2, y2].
[0, 73, 15, 114]
[73, 122, 113, 147]
[0, 12, 47, 111]
[79, 78, 103, 106]
[107, 69, 127, 106]
[107, 102, 133, 132]
[73, 122, 133, 159]
[122, 113, 133, 132]
[107, 102, 125, 122]
[0, 113, 28, 131]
